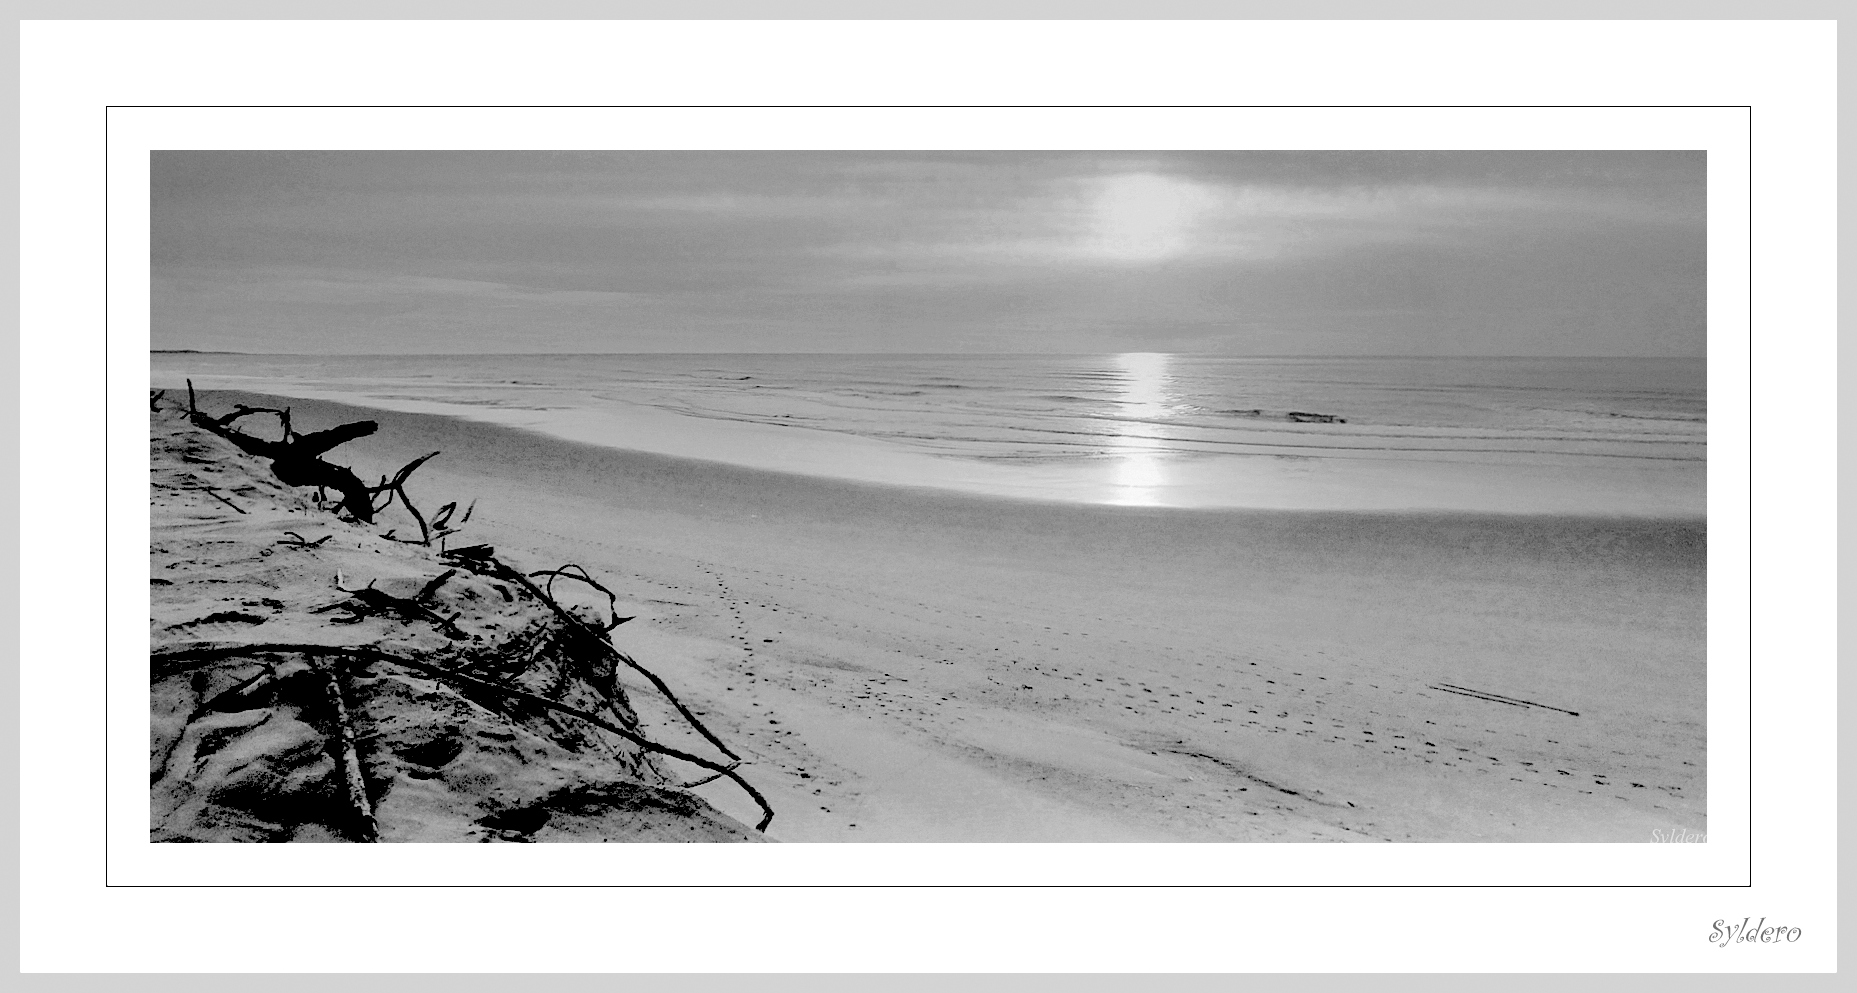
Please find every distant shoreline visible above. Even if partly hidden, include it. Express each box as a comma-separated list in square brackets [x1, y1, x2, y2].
[155, 370, 1707, 517]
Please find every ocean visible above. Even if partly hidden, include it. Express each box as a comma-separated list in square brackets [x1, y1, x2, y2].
[151, 353, 1706, 515]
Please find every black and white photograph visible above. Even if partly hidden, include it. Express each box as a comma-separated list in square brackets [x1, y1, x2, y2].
[147, 149, 1707, 845]
[18, 11, 1841, 980]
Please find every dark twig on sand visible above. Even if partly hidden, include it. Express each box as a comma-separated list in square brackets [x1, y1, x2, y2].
[1429, 683, 1580, 717]
[183, 485, 248, 515]
[277, 531, 332, 550]
[150, 642, 775, 832]
[416, 568, 457, 603]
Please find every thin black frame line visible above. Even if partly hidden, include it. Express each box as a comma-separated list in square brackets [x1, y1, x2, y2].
[103, 108, 110, 886]
[108, 103, 1755, 110]
[1746, 106, 1754, 886]
[109, 107, 1744, 888]
[100, 882, 1752, 889]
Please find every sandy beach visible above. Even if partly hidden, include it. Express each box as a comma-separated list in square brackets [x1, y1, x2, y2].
[171, 389, 1706, 842]
[148, 399, 776, 842]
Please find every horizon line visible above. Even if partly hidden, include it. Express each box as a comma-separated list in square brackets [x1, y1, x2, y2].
[151, 349, 1708, 360]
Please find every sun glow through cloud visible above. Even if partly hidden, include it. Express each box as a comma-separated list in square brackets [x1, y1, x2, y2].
[151, 152, 1706, 356]
[1087, 173, 1214, 262]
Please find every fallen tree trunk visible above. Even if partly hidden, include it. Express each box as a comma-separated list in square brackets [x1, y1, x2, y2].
[186, 380, 383, 522]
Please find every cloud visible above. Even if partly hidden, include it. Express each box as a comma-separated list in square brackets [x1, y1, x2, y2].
[151, 151, 1704, 355]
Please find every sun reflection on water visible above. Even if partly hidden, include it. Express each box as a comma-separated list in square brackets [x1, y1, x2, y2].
[1108, 352, 1174, 506]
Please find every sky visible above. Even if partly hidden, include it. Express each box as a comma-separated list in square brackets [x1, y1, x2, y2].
[151, 150, 1705, 356]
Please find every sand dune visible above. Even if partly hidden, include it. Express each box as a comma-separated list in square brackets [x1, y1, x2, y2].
[148, 402, 763, 842]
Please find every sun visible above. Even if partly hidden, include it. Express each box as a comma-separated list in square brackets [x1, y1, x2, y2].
[1088, 173, 1211, 262]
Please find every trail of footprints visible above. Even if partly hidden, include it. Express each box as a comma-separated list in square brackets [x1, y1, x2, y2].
[757, 561, 1686, 832]
[468, 516, 1701, 836]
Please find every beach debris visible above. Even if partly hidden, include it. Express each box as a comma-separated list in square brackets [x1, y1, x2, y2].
[454, 627, 555, 682]
[180, 484, 248, 514]
[157, 397, 771, 836]
[416, 568, 457, 603]
[319, 662, 379, 842]
[450, 547, 738, 763]
[184, 380, 457, 543]
[425, 499, 474, 550]
[165, 610, 268, 632]
[370, 452, 442, 543]
[1427, 683, 1579, 717]
[186, 379, 381, 521]
[475, 782, 749, 842]
[1159, 745, 1352, 809]
[152, 641, 775, 832]
[529, 564, 632, 632]
[1221, 408, 1348, 424]
[277, 531, 332, 550]
[311, 575, 469, 640]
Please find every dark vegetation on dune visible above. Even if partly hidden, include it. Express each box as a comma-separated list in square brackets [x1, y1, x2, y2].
[149, 384, 772, 841]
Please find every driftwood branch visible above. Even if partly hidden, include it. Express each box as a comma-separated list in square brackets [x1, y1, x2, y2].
[213, 405, 289, 431]
[277, 531, 332, 550]
[416, 568, 457, 603]
[530, 565, 633, 631]
[370, 452, 442, 544]
[186, 380, 381, 521]
[150, 642, 774, 832]
[292, 421, 379, 459]
[451, 548, 738, 762]
[318, 663, 379, 842]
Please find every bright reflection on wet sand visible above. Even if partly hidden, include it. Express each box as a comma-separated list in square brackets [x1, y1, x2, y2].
[1107, 352, 1174, 506]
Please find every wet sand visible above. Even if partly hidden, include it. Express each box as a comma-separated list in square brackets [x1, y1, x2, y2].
[186, 390, 1707, 841]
